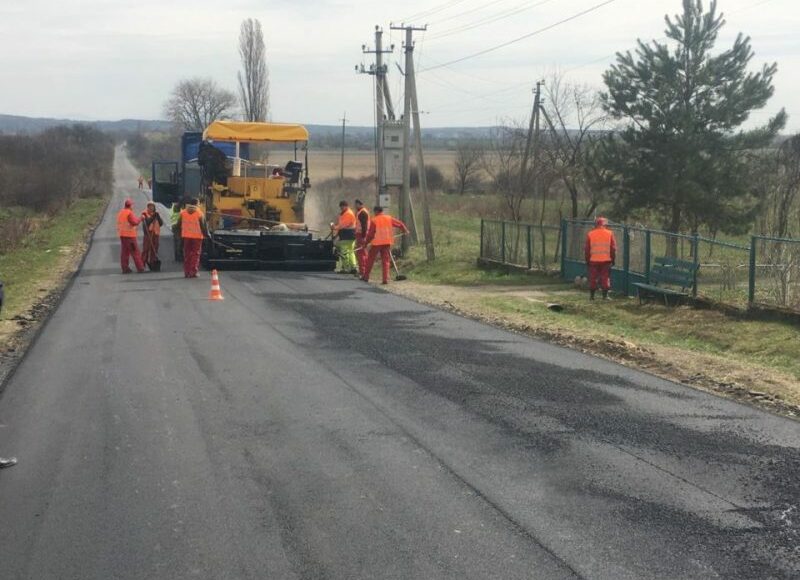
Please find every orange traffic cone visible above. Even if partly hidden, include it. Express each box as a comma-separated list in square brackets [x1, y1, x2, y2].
[209, 269, 224, 301]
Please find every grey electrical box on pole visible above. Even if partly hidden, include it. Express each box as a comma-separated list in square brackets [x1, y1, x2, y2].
[383, 121, 404, 187]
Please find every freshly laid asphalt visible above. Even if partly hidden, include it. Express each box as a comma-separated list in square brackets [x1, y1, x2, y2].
[0, 151, 798, 579]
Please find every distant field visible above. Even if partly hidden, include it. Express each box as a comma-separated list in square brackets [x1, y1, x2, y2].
[309, 149, 457, 182]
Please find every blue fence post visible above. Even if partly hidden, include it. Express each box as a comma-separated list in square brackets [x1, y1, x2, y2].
[526, 225, 532, 270]
[692, 233, 700, 298]
[560, 220, 568, 279]
[501, 221, 506, 264]
[748, 236, 757, 306]
[480, 219, 485, 259]
[645, 229, 651, 283]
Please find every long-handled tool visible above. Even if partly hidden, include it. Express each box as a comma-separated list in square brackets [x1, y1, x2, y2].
[389, 251, 407, 281]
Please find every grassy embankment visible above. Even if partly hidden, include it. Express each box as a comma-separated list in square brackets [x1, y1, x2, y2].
[0, 198, 106, 320]
[396, 198, 800, 409]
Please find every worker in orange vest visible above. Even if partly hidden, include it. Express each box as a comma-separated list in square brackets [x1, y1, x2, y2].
[117, 199, 145, 274]
[354, 199, 370, 277]
[331, 200, 358, 274]
[362, 206, 409, 284]
[585, 216, 617, 300]
[177, 199, 207, 278]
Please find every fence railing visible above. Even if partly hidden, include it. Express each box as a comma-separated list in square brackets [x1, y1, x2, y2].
[480, 220, 561, 272]
[480, 219, 799, 313]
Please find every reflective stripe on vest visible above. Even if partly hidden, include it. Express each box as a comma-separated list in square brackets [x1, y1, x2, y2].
[181, 210, 204, 239]
[117, 209, 137, 238]
[356, 207, 370, 236]
[588, 228, 613, 262]
[372, 214, 394, 246]
[338, 208, 356, 231]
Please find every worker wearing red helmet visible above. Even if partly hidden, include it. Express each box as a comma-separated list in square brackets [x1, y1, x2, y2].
[585, 216, 617, 300]
[117, 199, 145, 274]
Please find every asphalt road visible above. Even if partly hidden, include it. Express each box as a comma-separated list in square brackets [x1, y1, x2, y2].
[0, 151, 798, 580]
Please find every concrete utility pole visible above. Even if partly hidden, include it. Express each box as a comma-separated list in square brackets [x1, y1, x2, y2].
[391, 23, 428, 254]
[339, 112, 347, 184]
[358, 27, 395, 205]
[520, 80, 543, 200]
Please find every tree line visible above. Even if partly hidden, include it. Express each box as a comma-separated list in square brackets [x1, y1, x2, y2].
[453, 0, 798, 239]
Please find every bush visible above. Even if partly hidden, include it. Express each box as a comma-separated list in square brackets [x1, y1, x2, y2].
[0, 125, 114, 215]
[410, 165, 447, 192]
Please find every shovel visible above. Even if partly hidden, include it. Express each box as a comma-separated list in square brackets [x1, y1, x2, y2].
[389, 251, 407, 281]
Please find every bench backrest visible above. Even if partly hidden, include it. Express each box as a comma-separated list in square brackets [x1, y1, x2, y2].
[650, 256, 698, 290]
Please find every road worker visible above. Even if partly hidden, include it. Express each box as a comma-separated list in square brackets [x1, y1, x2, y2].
[354, 199, 370, 277]
[170, 199, 185, 261]
[331, 200, 358, 274]
[117, 199, 145, 274]
[585, 216, 617, 300]
[178, 199, 207, 278]
[362, 206, 409, 285]
[137, 176, 144, 190]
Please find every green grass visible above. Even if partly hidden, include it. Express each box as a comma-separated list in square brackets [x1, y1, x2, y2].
[399, 207, 800, 382]
[0, 198, 106, 318]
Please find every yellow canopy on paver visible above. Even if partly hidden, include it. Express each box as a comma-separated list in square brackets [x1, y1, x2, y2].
[203, 121, 309, 143]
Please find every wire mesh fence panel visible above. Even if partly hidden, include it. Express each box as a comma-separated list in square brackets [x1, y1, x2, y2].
[695, 238, 750, 306]
[627, 227, 648, 276]
[481, 220, 503, 262]
[502, 221, 529, 268]
[531, 225, 562, 271]
[564, 221, 593, 263]
[752, 237, 800, 310]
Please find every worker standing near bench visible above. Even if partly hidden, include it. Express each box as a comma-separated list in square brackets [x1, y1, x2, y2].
[585, 216, 616, 301]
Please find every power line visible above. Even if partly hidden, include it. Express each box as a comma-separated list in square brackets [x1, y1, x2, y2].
[427, 0, 511, 26]
[426, 0, 558, 42]
[397, 0, 473, 24]
[420, 0, 619, 72]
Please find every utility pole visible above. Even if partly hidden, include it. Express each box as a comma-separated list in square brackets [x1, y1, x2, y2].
[391, 23, 427, 254]
[520, 80, 543, 202]
[357, 27, 395, 205]
[339, 112, 347, 184]
[408, 45, 435, 261]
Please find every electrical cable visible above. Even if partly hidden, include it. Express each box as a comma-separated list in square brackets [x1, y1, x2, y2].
[397, 0, 473, 24]
[420, 0, 619, 72]
[427, 0, 511, 26]
[426, 0, 557, 42]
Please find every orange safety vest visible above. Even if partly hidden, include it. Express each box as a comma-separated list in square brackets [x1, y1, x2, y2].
[117, 209, 138, 238]
[372, 214, 394, 246]
[180, 209, 204, 240]
[338, 208, 356, 230]
[143, 212, 160, 236]
[587, 227, 614, 263]
[356, 207, 370, 236]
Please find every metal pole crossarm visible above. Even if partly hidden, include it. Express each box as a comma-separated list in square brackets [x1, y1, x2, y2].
[389, 24, 428, 31]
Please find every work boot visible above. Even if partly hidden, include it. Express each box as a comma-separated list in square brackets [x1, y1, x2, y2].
[602, 290, 610, 300]
[590, 289, 596, 301]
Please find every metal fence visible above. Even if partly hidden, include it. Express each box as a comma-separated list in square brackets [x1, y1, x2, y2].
[750, 236, 800, 311]
[481, 219, 798, 313]
[480, 220, 562, 271]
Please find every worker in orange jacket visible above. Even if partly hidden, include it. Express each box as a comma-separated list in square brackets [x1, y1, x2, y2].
[362, 206, 409, 284]
[354, 199, 370, 277]
[177, 199, 207, 278]
[117, 199, 145, 274]
[585, 216, 617, 300]
[332, 200, 358, 274]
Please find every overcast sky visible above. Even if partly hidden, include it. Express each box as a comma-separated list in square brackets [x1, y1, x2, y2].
[1, 0, 797, 130]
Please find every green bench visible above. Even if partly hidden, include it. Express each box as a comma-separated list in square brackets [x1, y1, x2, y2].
[633, 256, 699, 306]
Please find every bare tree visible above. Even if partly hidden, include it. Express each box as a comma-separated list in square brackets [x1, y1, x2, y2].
[238, 18, 270, 122]
[453, 140, 484, 194]
[164, 78, 237, 132]
[482, 124, 529, 222]
[541, 73, 608, 219]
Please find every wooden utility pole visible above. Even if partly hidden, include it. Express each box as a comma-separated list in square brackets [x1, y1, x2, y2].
[339, 112, 347, 184]
[408, 48, 435, 261]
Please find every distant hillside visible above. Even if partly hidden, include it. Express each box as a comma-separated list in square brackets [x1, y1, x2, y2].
[0, 114, 171, 134]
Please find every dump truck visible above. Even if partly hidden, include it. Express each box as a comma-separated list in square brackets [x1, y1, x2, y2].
[152, 121, 335, 270]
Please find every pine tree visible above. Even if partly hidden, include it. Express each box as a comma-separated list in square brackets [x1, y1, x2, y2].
[601, 0, 785, 235]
